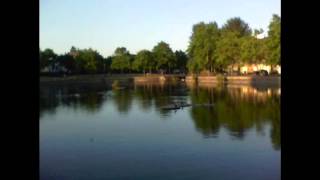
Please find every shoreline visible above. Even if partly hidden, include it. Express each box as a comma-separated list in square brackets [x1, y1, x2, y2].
[40, 74, 280, 87]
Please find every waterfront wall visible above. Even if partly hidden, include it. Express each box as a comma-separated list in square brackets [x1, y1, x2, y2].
[40, 74, 280, 86]
[185, 75, 280, 86]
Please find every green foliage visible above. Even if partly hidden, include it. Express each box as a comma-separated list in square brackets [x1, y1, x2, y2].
[104, 56, 113, 73]
[216, 32, 241, 69]
[56, 54, 75, 73]
[240, 36, 267, 64]
[152, 41, 176, 73]
[175, 50, 188, 72]
[187, 22, 220, 73]
[132, 50, 154, 73]
[40, 48, 57, 71]
[40, 15, 280, 75]
[221, 17, 252, 37]
[74, 48, 104, 73]
[111, 47, 132, 72]
[267, 14, 281, 65]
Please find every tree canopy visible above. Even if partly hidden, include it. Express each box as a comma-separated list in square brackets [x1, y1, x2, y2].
[152, 41, 176, 73]
[187, 22, 220, 73]
[132, 50, 154, 73]
[267, 14, 281, 66]
[40, 15, 280, 75]
[111, 47, 133, 72]
[221, 17, 252, 37]
[40, 48, 57, 71]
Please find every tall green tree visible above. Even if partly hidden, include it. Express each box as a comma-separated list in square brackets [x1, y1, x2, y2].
[152, 41, 176, 73]
[267, 14, 281, 67]
[69, 46, 79, 57]
[187, 22, 220, 73]
[111, 47, 132, 73]
[215, 17, 252, 72]
[216, 32, 242, 71]
[204, 22, 220, 72]
[240, 35, 267, 65]
[132, 50, 154, 74]
[174, 50, 188, 73]
[40, 48, 57, 71]
[187, 22, 207, 73]
[56, 54, 75, 73]
[221, 17, 252, 37]
[104, 56, 113, 73]
[74, 48, 103, 74]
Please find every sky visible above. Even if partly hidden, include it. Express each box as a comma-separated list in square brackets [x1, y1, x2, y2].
[40, 0, 280, 57]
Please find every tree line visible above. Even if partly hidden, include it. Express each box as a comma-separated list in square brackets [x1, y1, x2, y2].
[40, 14, 280, 75]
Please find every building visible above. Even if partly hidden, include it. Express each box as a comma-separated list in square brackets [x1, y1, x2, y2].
[228, 64, 281, 75]
[40, 62, 68, 74]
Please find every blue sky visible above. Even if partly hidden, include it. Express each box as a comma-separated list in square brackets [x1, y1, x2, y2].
[40, 0, 280, 57]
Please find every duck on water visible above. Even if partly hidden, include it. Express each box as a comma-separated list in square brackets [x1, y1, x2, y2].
[161, 102, 213, 110]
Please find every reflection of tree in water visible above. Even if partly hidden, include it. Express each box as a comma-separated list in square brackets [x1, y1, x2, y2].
[133, 84, 157, 112]
[265, 95, 281, 150]
[40, 83, 280, 150]
[189, 85, 280, 150]
[112, 89, 133, 114]
[190, 87, 220, 136]
[133, 83, 189, 117]
[39, 87, 60, 118]
[40, 85, 108, 117]
[76, 92, 105, 113]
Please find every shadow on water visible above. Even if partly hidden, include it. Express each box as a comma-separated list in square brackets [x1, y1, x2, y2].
[40, 82, 280, 150]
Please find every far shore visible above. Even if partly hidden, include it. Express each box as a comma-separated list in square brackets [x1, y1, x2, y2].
[40, 73, 280, 87]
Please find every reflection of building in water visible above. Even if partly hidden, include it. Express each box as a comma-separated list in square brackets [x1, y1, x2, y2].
[227, 85, 280, 103]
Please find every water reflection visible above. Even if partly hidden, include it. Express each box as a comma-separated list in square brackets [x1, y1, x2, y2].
[40, 82, 280, 150]
[112, 89, 133, 114]
[188, 84, 280, 150]
[133, 83, 189, 117]
[39, 85, 108, 118]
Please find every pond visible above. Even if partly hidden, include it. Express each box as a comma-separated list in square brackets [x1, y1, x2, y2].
[40, 82, 280, 180]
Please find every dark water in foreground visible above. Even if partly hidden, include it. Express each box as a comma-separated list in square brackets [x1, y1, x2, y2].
[40, 83, 280, 180]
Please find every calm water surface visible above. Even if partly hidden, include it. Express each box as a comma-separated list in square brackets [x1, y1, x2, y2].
[40, 83, 280, 180]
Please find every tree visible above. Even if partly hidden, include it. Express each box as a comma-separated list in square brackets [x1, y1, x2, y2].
[152, 41, 176, 73]
[174, 50, 188, 73]
[56, 54, 75, 73]
[221, 17, 252, 37]
[187, 22, 207, 73]
[204, 22, 220, 72]
[69, 46, 79, 57]
[74, 48, 102, 74]
[132, 50, 154, 74]
[40, 48, 57, 71]
[267, 14, 281, 67]
[216, 32, 242, 72]
[240, 36, 267, 65]
[104, 56, 113, 73]
[187, 22, 220, 73]
[94, 51, 105, 73]
[111, 47, 132, 73]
